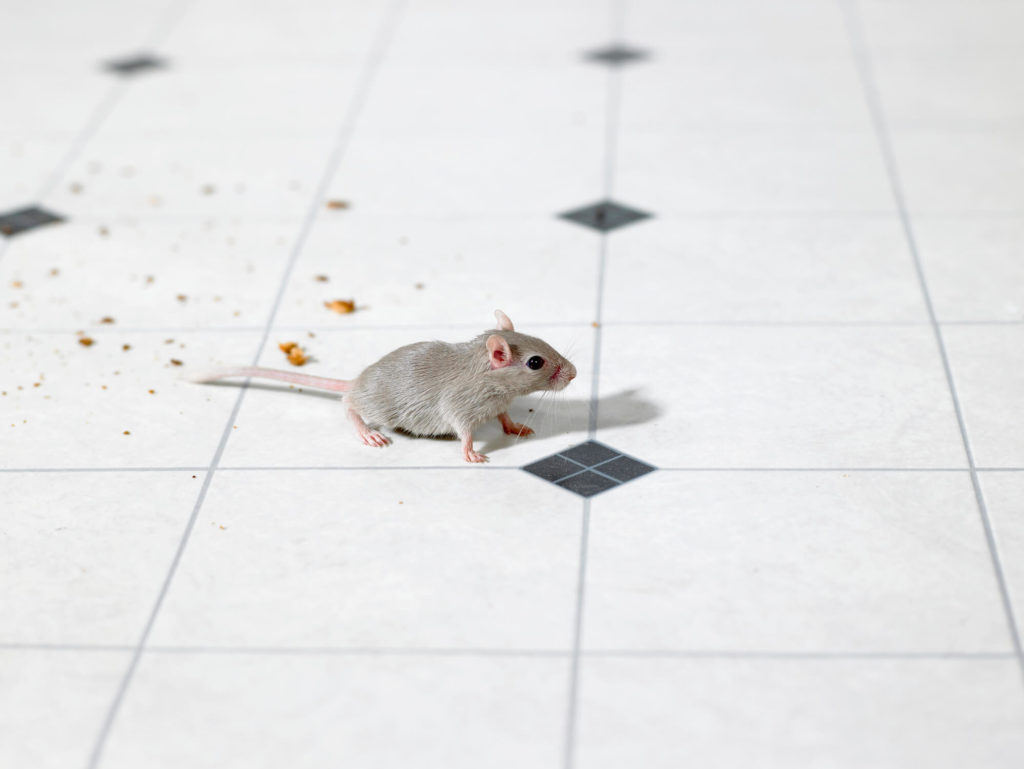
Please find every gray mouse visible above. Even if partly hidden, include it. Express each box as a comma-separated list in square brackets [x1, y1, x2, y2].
[192, 310, 576, 462]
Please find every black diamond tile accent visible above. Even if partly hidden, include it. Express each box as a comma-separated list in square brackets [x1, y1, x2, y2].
[585, 44, 650, 66]
[559, 200, 652, 233]
[597, 455, 656, 483]
[104, 53, 167, 75]
[523, 454, 584, 483]
[0, 206, 65, 237]
[561, 441, 619, 466]
[557, 471, 619, 498]
[522, 441, 657, 497]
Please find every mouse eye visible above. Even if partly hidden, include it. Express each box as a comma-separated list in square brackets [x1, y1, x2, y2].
[526, 356, 545, 370]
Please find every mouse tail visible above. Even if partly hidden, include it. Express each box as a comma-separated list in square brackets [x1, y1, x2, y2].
[190, 366, 352, 392]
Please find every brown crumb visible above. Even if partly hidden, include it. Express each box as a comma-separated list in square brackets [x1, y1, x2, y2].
[101, 385, 107, 390]
[70, 182, 83, 194]
[324, 299, 356, 314]
[144, 275, 154, 284]
[11, 280, 23, 289]
[592, 321, 600, 328]
[1, 225, 13, 235]
[279, 342, 309, 366]
[307, 331, 316, 338]
[49, 268, 59, 277]
[201, 184, 216, 195]
[528, 408, 534, 412]
[219, 525, 226, 530]
[164, 338, 174, 344]
[123, 430, 130, 435]
[33, 382, 40, 388]
[78, 337, 95, 347]
[122, 344, 131, 351]
[414, 282, 425, 290]
[169, 358, 183, 366]
[98, 226, 110, 237]
[148, 389, 155, 394]
[314, 275, 329, 282]
[326, 199, 350, 210]
[176, 294, 187, 302]
[99, 316, 115, 324]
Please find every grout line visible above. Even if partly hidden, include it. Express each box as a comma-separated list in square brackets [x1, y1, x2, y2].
[841, 0, 1024, 687]
[4, 319, 1024, 337]
[563, 500, 591, 769]
[2, 642, 1014, 661]
[83, 3, 409, 766]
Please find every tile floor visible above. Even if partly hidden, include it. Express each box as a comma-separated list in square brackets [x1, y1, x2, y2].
[1, 0, 1023, 767]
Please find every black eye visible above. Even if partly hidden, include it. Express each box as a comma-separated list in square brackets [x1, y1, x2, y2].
[527, 356, 545, 370]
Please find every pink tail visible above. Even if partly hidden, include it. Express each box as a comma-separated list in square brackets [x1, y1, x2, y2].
[190, 366, 352, 392]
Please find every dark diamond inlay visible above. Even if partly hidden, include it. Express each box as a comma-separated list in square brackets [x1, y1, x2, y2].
[522, 441, 656, 497]
[559, 201, 652, 233]
[558, 471, 619, 498]
[104, 53, 167, 75]
[0, 206, 65, 237]
[597, 455, 656, 483]
[585, 44, 650, 66]
[561, 441, 619, 467]
[523, 454, 584, 483]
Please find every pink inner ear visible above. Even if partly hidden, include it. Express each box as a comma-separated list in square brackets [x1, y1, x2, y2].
[487, 334, 513, 369]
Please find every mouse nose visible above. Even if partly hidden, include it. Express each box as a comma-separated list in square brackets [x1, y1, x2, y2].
[566, 363, 577, 381]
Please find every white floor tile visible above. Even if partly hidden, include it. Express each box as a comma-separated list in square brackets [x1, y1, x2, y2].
[602, 216, 927, 323]
[576, 657, 1024, 769]
[0, 471, 199, 644]
[615, 129, 896, 215]
[103, 653, 567, 769]
[596, 324, 966, 469]
[944, 326, 1024, 468]
[584, 471, 1012, 652]
[272, 215, 601, 328]
[0, 329, 260, 468]
[980, 472, 1024, 627]
[915, 217, 1024, 322]
[147, 469, 582, 648]
[0, 650, 129, 769]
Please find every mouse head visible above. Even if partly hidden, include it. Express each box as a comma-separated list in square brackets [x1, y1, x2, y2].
[485, 309, 576, 393]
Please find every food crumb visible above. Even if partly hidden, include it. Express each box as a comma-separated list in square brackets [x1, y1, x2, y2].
[11, 280, 23, 289]
[99, 227, 110, 237]
[49, 268, 59, 277]
[592, 321, 599, 328]
[176, 294, 187, 302]
[314, 275, 329, 282]
[99, 316, 115, 324]
[70, 182, 83, 194]
[201, 184, 216, 195]
[164, 338, 174, 344]
[144, 275, 154, 284]
[279, 341, 309, 366]
[414, 282, 424, 290]
[148, 389, 155, 394]
[324, 299, 356, 314]
[123, 430, 130, 435]
[78, 337, 95, 347]
[122, 344, 131, 351]
[326, 199, 349, 210]
[170, 359, 183, 366]
[101, 385, 107, 390]
[33, 382, 40, 388]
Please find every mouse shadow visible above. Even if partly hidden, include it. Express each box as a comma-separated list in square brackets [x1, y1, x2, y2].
[477, 387, 662, 455]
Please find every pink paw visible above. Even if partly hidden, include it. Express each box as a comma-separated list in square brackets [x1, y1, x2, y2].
[360, 431, 390, 448]
[502, 422, 534, 437]
[463, 450, 489, 463]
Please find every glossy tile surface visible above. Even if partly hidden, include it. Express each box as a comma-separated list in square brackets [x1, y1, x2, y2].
[3, 0, 1023, 767]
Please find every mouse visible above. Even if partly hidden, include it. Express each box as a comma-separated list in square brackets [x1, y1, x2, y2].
[191, 310, 576, 463]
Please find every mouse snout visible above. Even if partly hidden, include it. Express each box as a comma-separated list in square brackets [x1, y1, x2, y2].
[565, 362, 577, 381]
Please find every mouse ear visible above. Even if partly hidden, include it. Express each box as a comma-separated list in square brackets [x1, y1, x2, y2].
[486, 334, 513, 369]
[494, 309, 515, 332]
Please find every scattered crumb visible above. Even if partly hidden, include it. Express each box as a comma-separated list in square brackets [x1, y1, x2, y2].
[144, 275, 154, 284]
[592, 321, 600, 328]
[279, 341, 309, 366]
[101, 385, 107, 390]
[164, 338, 174, 344]
[192, 475, 196, 478]
[99, 316, 115, 324]
[528, 408, 534, 412]
[148, 389, 155, 394]
[49, 268, 59, 277]
[176, 294, 187, 303]
[149, 196, 162, 207]
[326, 199, 349, 210]
[70, 182, 83, 194]
[414, 282, 424, 290]
[123, 430, 130, 435]
[33, 382, 40, 388]
[324, 299, 356, 314]
[307, 331, 316, 338]
[99, 226, 110, 237]
[8, 301, 18, 309]
[78, 337, 95, 347]
[122, 344, 131, 351]
[314, 274, 329, 282]
[233, 310, 241, 316]
[170, 359, 183, 366]
[11, 280, 23, 289]
[219, 525, 226, 530]
[201, 184, 216, 195]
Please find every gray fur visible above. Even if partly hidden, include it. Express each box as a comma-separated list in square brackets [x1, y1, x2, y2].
[347, 329, 574, 436]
